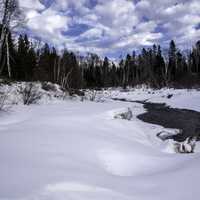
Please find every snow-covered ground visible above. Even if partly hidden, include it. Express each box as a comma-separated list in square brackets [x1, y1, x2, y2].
[0, 82, 68, 105]
[0, 85, 200, 200]
[106, 87, 200, 111]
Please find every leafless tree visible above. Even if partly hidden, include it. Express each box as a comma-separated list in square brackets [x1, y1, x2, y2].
[0, 0, 23, 78]
[53, 56, 74, 91]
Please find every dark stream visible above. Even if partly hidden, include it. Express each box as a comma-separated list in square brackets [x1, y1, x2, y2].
[112, 98, 200, 142]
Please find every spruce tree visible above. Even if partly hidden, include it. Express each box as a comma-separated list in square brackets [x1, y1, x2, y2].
[168, 40, 177, 82]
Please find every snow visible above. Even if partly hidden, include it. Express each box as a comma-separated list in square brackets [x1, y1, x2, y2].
[0, 82, 68, 105]
[109, 87, 200, 111]
[0, 86, 200, 200]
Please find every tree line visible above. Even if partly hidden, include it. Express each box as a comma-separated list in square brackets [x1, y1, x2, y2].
[1, 31, 200, 89]
[0, 1, 200, 90]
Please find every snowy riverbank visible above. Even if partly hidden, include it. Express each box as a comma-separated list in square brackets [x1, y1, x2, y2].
[0, 84, 200, 200]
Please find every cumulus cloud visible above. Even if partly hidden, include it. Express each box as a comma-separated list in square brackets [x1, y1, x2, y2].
[19, 0, 45, 10]
[19, 0, 200, 57]
[25, 8, 69, 46]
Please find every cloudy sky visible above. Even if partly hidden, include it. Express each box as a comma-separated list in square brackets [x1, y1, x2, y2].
[19, 0, 200, 58]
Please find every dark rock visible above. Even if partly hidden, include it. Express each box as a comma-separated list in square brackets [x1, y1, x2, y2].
[167, 94, 173, 99]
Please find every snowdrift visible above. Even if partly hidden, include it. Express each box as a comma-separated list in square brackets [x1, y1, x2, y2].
[0, 84, 200, 200]
[0, 81, 68, 105]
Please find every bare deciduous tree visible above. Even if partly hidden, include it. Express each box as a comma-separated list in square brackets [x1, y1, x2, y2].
[0, 0, 23, 78]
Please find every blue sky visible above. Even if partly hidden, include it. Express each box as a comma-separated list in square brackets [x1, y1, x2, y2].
[19, 0, 200, 58]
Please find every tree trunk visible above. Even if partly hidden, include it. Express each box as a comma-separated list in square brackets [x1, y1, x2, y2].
[6, 33, 11, 78]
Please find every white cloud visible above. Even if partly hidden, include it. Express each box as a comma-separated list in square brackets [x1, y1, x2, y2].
[26, 8, 69, 46]
[135, 0, 150, 10]
[79, 27, 103, 39]
[18, 0, 200, 57]
[19, 0, 45, 10]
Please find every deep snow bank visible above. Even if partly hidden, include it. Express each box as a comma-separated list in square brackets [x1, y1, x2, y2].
[0, 101, 200, 200]
[0, 81, 69, 105]
[0, 85, 200, 200]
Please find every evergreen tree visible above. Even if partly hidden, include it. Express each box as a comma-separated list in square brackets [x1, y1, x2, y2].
[124, 54, 131, 88]
[1, 28, 200, 89]
[192, 41, 200, 74]
[168, 40, 177, 82]
[36, 43, 51, 81]
[15, 34, 36, 81]
[15, 34, 27, 80]
[102, 57, 109, 87]
[154, 45, 165, 87]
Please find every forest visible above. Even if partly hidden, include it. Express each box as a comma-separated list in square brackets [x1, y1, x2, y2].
[0, 0, 200, 90]
[1, 1, 200, 199]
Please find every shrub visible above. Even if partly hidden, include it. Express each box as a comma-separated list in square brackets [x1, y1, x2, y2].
[18, 83, 42, 105]
[88, 90, 97, 101]
[0, 92, 7, 111]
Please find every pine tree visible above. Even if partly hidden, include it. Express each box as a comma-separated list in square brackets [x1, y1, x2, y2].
[124, 54, 131, 88]
[118, 59, 124, 87]
[168, 40, 177, 82]
[16, 34, 26, 80]
[15, 34, 36, 81]
[36, 43, 51, 81]
[154, 45, 165, 87]
[102, 57, 109, 87]
[192, 41, 200, 74]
